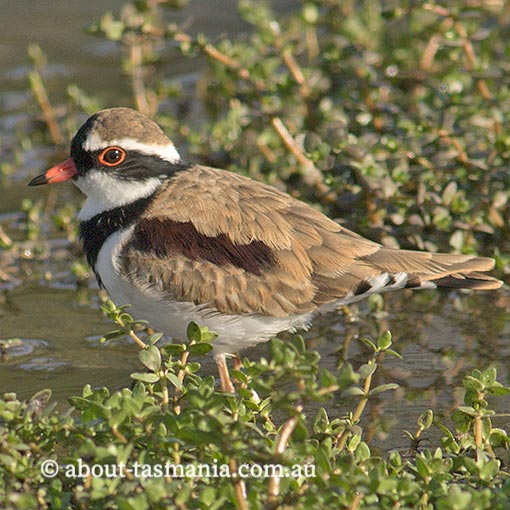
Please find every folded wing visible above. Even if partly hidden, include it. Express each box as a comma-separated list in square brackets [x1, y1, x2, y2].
[119, 166, 502, 317]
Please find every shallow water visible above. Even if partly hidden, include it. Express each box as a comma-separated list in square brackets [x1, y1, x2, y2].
[1, 0, 509, 452]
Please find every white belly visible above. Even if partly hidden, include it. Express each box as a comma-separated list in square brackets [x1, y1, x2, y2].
[95, 228, 315, 355]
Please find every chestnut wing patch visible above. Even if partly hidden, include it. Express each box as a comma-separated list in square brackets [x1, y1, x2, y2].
[130, 218, 276, 276]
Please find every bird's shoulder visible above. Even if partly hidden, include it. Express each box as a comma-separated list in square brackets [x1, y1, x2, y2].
[144, 164, 346, 246]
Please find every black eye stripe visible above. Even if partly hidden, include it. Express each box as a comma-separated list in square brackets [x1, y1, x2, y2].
[71, 142, 188, 180]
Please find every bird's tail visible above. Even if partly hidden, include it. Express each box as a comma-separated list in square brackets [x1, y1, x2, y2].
[361, 250, 503, 291]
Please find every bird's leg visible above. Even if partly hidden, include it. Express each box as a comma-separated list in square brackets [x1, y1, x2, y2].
[215, 354, 236, 393]
[232, 352, 248, 390]
[233, 353, 242, 372]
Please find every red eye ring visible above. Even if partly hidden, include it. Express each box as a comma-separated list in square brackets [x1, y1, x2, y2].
[98, 146, 126, 167]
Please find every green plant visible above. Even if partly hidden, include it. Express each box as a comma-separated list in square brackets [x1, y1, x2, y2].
[1, 313, 510, 509]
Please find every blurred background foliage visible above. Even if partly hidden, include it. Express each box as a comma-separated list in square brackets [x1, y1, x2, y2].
[77, 0, 510, 270]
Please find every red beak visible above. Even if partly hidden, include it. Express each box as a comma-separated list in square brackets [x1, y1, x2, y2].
[28, 157, 78, 186]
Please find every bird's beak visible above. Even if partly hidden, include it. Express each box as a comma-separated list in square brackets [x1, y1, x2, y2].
[28, 157, 78, 186]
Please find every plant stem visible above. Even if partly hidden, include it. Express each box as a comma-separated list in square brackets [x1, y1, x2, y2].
[173, 350, 189, 415]
[230, 458, 248, 510]
[267, 404, 303, 501]
[336, 362, 376, 450]
[127, 330, 147, 349]
[28, 70, 63, 145]
[270, 117, 327, 192]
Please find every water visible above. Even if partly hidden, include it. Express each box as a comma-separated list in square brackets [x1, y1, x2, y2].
[0, 0, 509, 451]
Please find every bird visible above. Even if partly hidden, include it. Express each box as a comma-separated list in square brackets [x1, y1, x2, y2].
[28, 107, 503, 392]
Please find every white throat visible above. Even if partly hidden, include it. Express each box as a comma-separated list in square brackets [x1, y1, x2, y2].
[76, 172, 161, 221]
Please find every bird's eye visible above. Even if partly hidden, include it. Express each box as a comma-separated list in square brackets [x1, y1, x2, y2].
[98, 147, 126, 167]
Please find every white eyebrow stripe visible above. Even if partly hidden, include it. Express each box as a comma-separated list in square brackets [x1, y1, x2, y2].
[83, 134, 181, 163]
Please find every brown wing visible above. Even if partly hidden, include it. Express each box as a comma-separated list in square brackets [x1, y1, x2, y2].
[119, 166, 502, 318]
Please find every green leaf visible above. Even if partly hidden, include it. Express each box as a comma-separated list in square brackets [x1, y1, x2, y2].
[68, 398, 110, 418]
[99, 13, 125, 41]
[415, 455, 431, 478]
[385, 349, 402, 359]
[109, 409, 129, 427]
[369, 383, 399, 396]
[488, 385, 510, 396]
[417, 410, 434, 430]
[377, 330, 392, 350]
[439, 485, 472, 510]
[457, 406, 477, 416]
[186, 362, 201, 373]
[337, 363, 360, 390]
[342, 386, 365, 397]
[199, 486, 218, 507]
[290, 335, 306, 353]
[359, 363, 377, 379]
[302, 3, 319, 23]
[438, 423, 455, 442]
[490, 428, 510, 447]
[68, 396, 91, 411]
[389, 450, 402, 468]
[162, 343, 186, 356]
[355, 441, 371, 462]
[148, 333, 163, 345]
[186, 321, 202, 342]
[462, 375, 484, 391]
[314, 445, 332, 474]
[313, 408, 329, 433]
[480, 459, 500, 480]
[359, 337, 377, 352]
[166, 372, 183, 391]
[188, 342, 214, 356]
[119, 312, 137, 324]
[82, 384, 93, 398]
[347, 433, 361, 452]
[200, 330, 217, 342]
[101, 330, 124, 341]
[480, 367, 497, 385]
[139, 345, 161, 371]
[461, 457, 478, 475]
[230, 369, 248, 384]
[130, 372, 160, 383]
